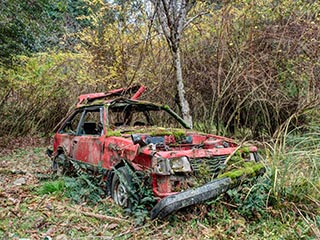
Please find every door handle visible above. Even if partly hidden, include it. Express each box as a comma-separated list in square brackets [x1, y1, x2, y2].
[73, 140, 78, 144]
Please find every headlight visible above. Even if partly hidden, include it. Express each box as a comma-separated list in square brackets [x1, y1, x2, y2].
[153, 157, 171, 175]
[171, 156, 192, 173]
[152, 156, 192, 175]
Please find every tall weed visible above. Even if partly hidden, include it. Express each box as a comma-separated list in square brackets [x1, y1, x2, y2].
[267, 124, 320, 207]
[220, 121, 320, 226]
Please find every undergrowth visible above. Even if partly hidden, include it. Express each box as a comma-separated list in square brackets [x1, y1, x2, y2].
[38, 161, 157, 225]
[114, 164, 157, 225]
[267, 124, 320, 209]
[37, 179, 65, 196]
[34, 123, 320, 237]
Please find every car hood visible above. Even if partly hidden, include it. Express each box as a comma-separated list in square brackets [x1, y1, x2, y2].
[112, 126, 255, 158]
[118, 126, 231, 144]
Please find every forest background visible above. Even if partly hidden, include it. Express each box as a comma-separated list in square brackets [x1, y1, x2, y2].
[0, 0, 319, 239]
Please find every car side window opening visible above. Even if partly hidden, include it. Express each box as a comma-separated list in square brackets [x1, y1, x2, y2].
[79, 108, 104, 136]
[59, 111, 83, 134]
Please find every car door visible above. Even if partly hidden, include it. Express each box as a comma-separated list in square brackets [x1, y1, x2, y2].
[54, 110, 84, 156]
[71, 106, 105, 166]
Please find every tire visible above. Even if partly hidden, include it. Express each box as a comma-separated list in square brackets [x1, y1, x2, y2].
[52, 154, 69, 176]
[111, 166, 135, 209]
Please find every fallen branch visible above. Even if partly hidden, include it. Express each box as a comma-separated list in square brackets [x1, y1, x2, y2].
[81, 211, 129, 223]
[66, 206, 130, 223]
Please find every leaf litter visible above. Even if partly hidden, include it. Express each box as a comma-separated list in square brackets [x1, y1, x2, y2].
[1, 137, 318, 239]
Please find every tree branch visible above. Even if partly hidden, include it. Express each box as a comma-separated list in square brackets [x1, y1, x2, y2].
[183, 11, 208, 31]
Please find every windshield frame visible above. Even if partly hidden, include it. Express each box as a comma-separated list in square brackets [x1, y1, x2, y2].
[105, 99, 191, 130]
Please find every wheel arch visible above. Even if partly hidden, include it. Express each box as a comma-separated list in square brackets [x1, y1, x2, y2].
[106, 159, 135, 196]
[54, 146, 67, 158]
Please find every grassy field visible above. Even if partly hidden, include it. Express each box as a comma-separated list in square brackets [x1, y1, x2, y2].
[0, 133, 319, 239]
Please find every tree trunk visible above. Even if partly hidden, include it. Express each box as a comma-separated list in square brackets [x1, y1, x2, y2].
[173, 48, 193, 128]
[150, 0, 194, 128]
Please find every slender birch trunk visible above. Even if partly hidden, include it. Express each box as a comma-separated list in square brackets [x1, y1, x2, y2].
[173, 48, 192, 128]
[151, 0, 195, 128]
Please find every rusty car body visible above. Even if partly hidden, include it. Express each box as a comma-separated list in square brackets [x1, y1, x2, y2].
[48, 86, 265, 219]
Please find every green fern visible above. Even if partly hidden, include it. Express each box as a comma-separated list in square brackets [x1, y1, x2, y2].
[38, 179, 65, 195]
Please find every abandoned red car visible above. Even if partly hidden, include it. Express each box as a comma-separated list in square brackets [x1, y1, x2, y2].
[48, 86, 264, 219]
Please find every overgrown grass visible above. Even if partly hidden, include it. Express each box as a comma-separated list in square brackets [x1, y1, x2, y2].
[193, 122, 320, 238]
[266, 125, 320, 208]
[37, 163, 106, 205]
[256, 124, 320, 238]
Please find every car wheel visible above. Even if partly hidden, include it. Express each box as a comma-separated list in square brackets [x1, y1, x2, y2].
[52, 154, 69, 176]
[111, 166, 134, 209]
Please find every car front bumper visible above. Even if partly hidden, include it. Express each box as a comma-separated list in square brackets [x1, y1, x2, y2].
[150, 166, 266, 219]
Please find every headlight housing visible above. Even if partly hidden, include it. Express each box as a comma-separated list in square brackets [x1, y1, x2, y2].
[170, 156, 192, 173]
[153, 157, 171, 175]
[153, 156, 192, 175]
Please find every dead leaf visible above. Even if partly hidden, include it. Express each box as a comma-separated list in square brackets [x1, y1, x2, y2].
[45, 226, 56, 236]
[13, 177, 26, 186]
[56, 234, 68, 240]
[107, 223, 118, 230]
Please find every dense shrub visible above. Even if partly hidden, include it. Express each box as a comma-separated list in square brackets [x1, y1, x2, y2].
[0, 0, 319, 137]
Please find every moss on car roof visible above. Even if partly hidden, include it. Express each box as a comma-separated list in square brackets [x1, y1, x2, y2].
[76, 97, 164, 109]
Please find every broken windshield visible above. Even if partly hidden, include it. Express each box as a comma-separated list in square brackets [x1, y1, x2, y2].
[107, 101, 189, 129]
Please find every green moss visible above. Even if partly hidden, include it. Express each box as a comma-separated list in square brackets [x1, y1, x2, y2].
[242, 146, 250, 153]
[217, 162, 264, 180]
[228, 151, 243, 164]
[125, 127, 186, 139]
[147, 129, 187, 142]
[162, 104, 170, 110]
[147, 128, 186, 138]
[105, 130, 121, 137]
[228, 147, 253, 165]
[172, 129, 187, 139]
[196, 162, 211, 185]
[78, 99, 106, 108]
[218, 169, 247, 179]
[104, 126, 187, 142]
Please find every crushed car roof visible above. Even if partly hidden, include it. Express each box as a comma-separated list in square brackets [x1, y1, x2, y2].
[76, 85, 147, 108]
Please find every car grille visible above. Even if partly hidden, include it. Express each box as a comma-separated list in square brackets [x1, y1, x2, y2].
[190, 155, 227, 177]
